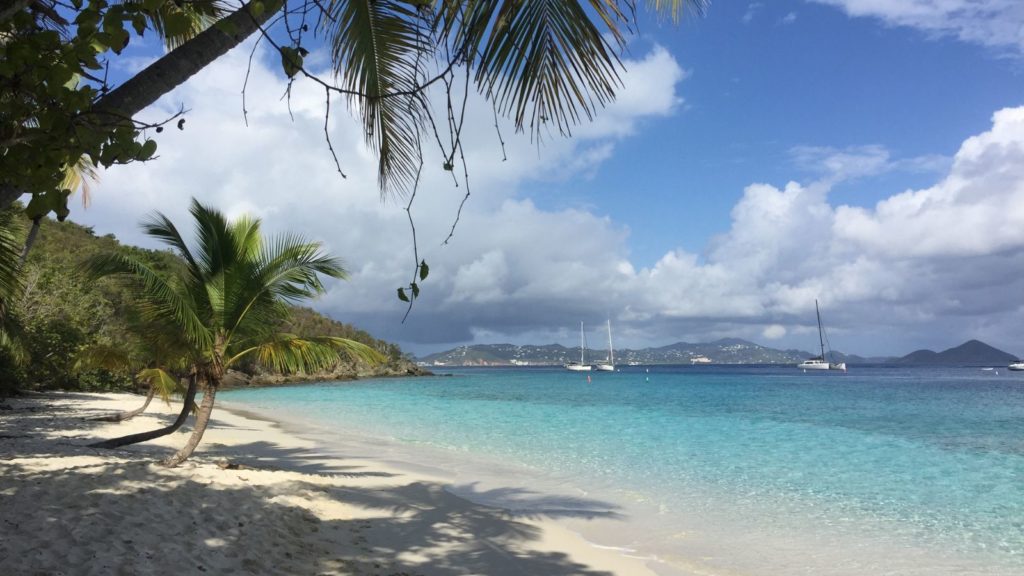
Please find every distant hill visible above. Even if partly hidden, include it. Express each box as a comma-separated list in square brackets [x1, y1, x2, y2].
[1, 214, 425, 393]
[890, 340, 1017, 365]
[419, 339, 877, 366]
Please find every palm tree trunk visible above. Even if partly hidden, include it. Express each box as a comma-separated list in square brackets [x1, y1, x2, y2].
[87, 385, 156, 422]
[0, 3, 274, 214]
[19, 217, 40, 266]
[95, 1, 272, 119]
[89, 374, 197, 449]
[162, 381, 217, 467]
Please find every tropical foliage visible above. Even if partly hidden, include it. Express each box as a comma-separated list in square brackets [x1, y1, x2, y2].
[82, 198, 383, 464]
[1, 0, 707, 219]
[0, 207, 413, 398]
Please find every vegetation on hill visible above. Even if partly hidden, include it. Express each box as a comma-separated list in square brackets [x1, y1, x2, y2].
[0, 209, 422, 397]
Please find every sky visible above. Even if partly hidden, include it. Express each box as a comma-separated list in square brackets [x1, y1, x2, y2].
[68, 1, 1024, 359]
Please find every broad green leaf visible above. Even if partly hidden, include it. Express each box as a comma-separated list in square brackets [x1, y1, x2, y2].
[419, 260, 428, 281]
[397, 287, 409, 302]
[139, 139, 158, 160]
[279, 47, 303, 78]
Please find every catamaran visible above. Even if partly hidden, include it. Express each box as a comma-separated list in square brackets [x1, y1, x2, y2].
[798, 299, 847, 371]
[595, 319, 615, 371]
[565, 321, 592, 372]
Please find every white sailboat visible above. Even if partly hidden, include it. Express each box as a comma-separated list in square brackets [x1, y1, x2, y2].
[595, 319, 615, 372]
[565, 321, 592, 372]
[797, 299, 847, 371]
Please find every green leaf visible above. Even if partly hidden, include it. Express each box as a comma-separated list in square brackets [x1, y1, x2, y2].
[419, 260, 429, 281]
[250, 1, 265, 18]
[25, 195, 47, 220]
[279, 47, 303, 78]
[132, 15, 147, 36]
[410, 282, 419, 298]
[397, 287, 409, 302]
[139, 139, 158, 160]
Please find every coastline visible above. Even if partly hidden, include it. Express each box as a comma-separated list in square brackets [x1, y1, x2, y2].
[0, 391, 661, 575]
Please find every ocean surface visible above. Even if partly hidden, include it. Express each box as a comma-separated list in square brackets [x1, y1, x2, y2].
[221, 365, 1024, 575]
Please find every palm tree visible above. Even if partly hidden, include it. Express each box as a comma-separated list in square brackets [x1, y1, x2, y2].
[2, 1, 709, 211]
[76, 339, 191, 423]
[83, 198, 381, 466]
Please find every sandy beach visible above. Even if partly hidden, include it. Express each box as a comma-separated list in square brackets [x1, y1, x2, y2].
[0, 391, 660, 576]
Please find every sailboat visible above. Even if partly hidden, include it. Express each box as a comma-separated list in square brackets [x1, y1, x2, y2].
[797, 299, 847, 371]
[565, 322, 592, 371]
[595, 319, 615, 371]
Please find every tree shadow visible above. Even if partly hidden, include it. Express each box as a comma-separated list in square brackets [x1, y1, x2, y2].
[1, 446, 625, 575]
[3, 394, 634, 575]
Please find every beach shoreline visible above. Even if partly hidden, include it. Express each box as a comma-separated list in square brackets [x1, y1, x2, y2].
[0, 391, 663, 575]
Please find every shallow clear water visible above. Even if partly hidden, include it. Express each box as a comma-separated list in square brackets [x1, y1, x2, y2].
[222, 365, 1024, 574]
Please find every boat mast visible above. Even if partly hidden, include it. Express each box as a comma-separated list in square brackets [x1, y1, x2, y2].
[580, 321, 586, 365]
[815, 299, 826, 360]
[607, 319, 614, 365]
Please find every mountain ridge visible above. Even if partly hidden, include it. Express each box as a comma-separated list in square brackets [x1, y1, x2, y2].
[419, 339, 1016, 367]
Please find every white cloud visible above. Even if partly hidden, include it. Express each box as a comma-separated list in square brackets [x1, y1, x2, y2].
[811, 0, 1024, 54]
[780, 12, 798, 25]
[743, 3, 764, 24]
[70, 37, 1024, 358]
[790, 144, 950, 184]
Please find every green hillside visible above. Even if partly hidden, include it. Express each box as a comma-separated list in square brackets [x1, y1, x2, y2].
[1, 212, 424, 395]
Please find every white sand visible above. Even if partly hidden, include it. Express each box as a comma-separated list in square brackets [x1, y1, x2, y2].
[0, 391, 661, 575]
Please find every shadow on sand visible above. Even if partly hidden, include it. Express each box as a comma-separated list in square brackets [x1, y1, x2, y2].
[1, 394, 629, 575]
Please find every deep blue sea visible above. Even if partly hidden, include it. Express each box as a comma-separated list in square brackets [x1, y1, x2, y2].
[221, 365, 1024, 575]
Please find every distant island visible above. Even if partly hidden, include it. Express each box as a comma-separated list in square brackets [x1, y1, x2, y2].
[418, 338, 1019, 367]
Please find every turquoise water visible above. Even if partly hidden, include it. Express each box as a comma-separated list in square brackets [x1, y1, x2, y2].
[222, 365, 1024, 574]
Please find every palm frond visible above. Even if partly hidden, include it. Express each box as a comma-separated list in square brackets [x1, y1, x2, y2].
[443, 0, 621, 136]
[221, 233, 346, 342]
[644, 0, 710, 22]
[232, 333, 384, 373]
[437, 0, 707, 137]
[136, 367, 186, 403]
[122, 0, 232, 49]
[60, 155, 98, 208]
[0, 207, 24, 305]
[323, 0, 429, 196]
[140, 210, 201, 274]
[190, 198, 234, 279]
[79, 252, 213, 352]
[0, 207, 25, 356]
[75, 343, 134, 372]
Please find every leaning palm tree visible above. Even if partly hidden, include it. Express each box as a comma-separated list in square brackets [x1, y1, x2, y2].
[83, 198, 381, 466]
[2, 1, 710, 213]
[76, 339, 191, 423]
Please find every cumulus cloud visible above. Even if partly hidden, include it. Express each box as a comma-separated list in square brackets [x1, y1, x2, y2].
[811, 0, 1024, 54]
[69, 37, 1024, 358]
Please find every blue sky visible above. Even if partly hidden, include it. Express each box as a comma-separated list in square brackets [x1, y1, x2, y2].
[546, 1, 1024, 265]
[73, 1, 1024, 358]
